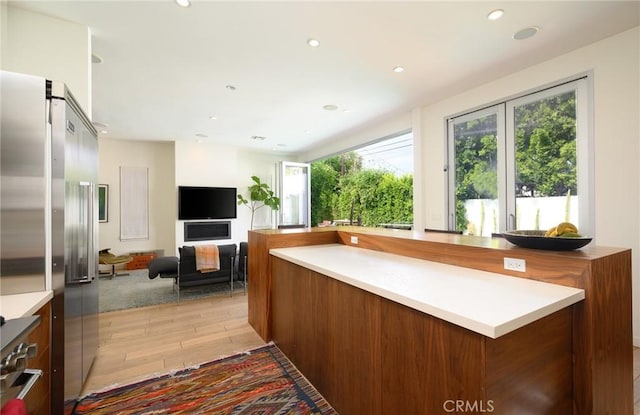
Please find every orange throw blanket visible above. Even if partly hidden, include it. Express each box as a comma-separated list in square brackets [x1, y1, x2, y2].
[195, 245, 220, 273]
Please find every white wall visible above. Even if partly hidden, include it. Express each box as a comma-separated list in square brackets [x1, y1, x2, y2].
[1, 5, 91, 113]
[174, 141, 286, 253]
[98, 138, 176, 258]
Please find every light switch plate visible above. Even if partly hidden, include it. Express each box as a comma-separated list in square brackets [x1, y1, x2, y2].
[350, 236, 358, 244]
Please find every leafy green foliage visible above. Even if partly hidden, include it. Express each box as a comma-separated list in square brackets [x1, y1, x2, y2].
[453, 114, 498, 232]
[237, 176, 280, 229]
[311, 153, 413, 227]
[323, 152, 362, 176]
[514, 91, 577, 197]
[310, 162, 338, 226]
[454, 114, 498, 200]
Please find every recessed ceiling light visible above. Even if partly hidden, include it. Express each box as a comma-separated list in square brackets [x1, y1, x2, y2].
[225, 85, 236, 91]
[487, 9, 504, 21]
[343, 109, 351, 113]
[175, 0, 190, 7]
[323, 104, 338, 111]
[209, 115, 217, 120]
[513, 26, 539, 40]
[393, 66, 405, 73]
[307, 38, 320, 47]
[99, 130, 108, 134]
[250, 135, 266, 141]
[195, 133, 208, 138]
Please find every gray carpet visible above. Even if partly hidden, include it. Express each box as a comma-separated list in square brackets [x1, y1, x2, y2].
[98, 269, 245, 313]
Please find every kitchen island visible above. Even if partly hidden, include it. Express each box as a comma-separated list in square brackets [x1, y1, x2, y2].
[270, 244, 584, 339]
[248, 226, 633, 414]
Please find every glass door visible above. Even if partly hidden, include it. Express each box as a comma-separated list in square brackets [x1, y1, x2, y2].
[277, 161, 310, 228]
[506, 82, 582, 231]
[447, 78, 591, 235]
[447, 105, 505, 235]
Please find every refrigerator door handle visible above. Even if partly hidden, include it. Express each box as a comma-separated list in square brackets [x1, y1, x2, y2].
[79, 181, 90, 284]
[88, 182, 96, 282]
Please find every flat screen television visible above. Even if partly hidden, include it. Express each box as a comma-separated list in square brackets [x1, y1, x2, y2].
[178, 186, 237, 220]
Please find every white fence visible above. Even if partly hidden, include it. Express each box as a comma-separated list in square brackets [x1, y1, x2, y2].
[464, 196, 579, 236]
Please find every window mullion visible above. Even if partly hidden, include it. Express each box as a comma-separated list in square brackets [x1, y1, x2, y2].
[498, 103, 512, 232]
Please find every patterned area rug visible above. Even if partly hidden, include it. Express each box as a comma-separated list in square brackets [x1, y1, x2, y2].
[99, 269, 245, 313]
[72, 344, 336, 415]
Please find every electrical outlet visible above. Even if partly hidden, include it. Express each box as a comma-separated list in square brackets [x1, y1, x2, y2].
[350, 236, 358, 244]
[504, 257, 526, 272]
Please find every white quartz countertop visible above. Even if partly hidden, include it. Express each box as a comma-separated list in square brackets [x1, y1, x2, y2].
[0, 291, 53, 319]
[269, 244, 584, 338]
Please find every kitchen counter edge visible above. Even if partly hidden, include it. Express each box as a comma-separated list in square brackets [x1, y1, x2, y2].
[0, 291, 54, 319]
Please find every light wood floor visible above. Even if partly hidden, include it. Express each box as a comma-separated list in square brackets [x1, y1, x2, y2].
[84, 295, 640, 412]
[81, 294, 265, 395]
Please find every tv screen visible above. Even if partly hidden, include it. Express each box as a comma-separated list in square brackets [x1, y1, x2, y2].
[178, 186, 237, 220]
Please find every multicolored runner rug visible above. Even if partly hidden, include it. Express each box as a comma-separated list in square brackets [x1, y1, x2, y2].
[72, 345, 336, 415]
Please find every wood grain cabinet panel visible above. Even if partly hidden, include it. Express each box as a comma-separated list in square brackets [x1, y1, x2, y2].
[326, 277, 382, 415]
[380, 297, 485, 414]
[293, 267, 331, 399]
[271, 258, 382, 415]
[485, 308, 573, 414]
[249, 229, 338, 341]
[272, 257, 575, 414]
[271, 258, 296, 358]
[26, 302, 51, 415]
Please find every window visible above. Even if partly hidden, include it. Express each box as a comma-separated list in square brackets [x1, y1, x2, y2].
[277, 161, 311, 228]
[310, 132, 413, 228]
[447, 78, 591, 236]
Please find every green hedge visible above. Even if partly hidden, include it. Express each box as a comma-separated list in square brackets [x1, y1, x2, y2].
[311, 155, 413, 227]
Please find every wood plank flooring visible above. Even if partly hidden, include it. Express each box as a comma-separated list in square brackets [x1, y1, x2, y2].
[81, 294, 265, 395]
[83, 295, 640, 413]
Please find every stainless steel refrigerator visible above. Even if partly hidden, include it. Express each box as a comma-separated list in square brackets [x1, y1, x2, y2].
[0, 70, 99, 412]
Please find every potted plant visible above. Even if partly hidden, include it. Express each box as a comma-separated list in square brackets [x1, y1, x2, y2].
[237, 176, 280, 229]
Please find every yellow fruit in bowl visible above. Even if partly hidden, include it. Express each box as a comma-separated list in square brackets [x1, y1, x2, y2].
[544, 222, 579, 238]
[560, 232, 582, 238]
[556, 222, 578, 235]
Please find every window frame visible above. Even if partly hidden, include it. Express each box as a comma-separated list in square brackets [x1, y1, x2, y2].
[446, 76, 593, 235]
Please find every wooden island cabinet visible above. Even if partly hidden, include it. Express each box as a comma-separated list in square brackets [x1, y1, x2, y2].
[27, 302, 51, 415]
[248, 227, 633, 414]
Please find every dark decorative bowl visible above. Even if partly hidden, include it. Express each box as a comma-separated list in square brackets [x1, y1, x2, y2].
[502, 230, 592, 251]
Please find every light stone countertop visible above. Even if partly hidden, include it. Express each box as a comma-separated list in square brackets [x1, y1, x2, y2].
[0, 291, 54, 319]
[270, 244, 585, 338]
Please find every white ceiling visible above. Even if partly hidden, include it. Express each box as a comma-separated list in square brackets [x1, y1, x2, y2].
[12, 1, 640, 155]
